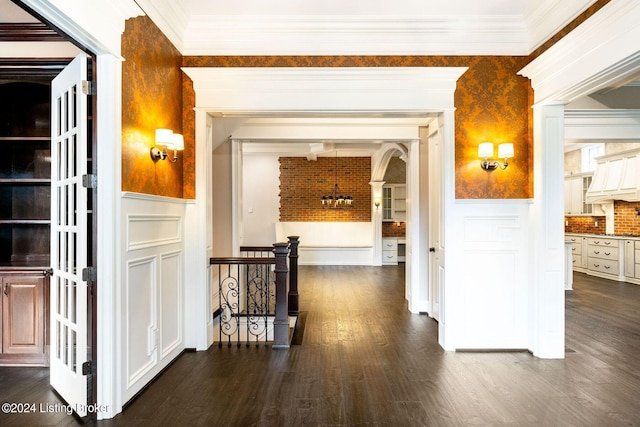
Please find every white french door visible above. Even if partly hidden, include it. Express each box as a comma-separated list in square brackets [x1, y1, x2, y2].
[50, 53, 91, 417]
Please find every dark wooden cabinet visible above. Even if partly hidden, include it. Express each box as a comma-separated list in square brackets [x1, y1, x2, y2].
[0, 82, 51, 366]
[1, 271, 49, 365]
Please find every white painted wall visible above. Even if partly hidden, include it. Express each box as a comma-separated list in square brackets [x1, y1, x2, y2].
[276, 222, 374, 265]
[241, 154, 281, 246]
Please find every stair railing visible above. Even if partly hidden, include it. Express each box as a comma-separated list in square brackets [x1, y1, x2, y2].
[211, 242, 291, 347]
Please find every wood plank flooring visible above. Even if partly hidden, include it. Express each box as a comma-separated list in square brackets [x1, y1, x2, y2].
[1, 268, 640, 426]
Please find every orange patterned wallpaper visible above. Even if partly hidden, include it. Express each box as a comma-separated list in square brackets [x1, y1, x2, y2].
[121, 16, 184, 198]
[182, 75, 196, 199]
[183, 55, 533, 199]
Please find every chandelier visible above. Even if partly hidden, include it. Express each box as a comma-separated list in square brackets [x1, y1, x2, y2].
[320, 153, 353, 209]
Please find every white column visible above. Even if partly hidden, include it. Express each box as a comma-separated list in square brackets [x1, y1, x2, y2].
[440, 108, 456, 351]
[184, 110, 210, 351]
[406, 139, 424, 312]
[370, 180, 385, 266]
[529, 104, 565, 359]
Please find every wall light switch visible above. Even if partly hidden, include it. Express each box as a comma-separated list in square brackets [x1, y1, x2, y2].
[565, 220, 568, 226]
[595, 221, 598, 227]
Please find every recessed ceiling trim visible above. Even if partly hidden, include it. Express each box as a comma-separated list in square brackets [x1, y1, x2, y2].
[565, 109, 640, 140]
[519, 0, 640, 105]
[182, 15, 529, 56]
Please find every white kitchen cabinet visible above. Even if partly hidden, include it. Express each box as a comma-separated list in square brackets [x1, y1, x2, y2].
[382, 184, 406, 222]
[567, 233, 640, 285]
[564, 173, 603, 216]
[624, 240, 635, 279]
[565, 235, 586, 272]
[382, 238, 398, 265]
[586, 237, 622, 280]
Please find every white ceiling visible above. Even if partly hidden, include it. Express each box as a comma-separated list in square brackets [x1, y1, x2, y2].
[137, 0, 597, 56]
[4, 0, 637, 154]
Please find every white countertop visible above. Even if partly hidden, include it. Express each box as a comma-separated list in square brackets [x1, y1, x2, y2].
[565, 233, 640, 240]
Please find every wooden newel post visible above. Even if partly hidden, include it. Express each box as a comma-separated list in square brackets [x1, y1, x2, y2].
[272, 242, 290, 348]
[287, 236, 300, 316]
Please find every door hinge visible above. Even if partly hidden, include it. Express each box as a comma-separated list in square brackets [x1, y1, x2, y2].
[82, 174, 97, 189]
[81, 80, 96, 95]
[82, 360, 96, 376]
[82, 266, 97, 283]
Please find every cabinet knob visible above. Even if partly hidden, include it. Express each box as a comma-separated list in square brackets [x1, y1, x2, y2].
[429, 247, 436, 252]
[3, 284, 8, 296]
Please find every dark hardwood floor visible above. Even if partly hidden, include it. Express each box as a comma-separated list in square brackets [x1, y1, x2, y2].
[1, 268, 640, 426]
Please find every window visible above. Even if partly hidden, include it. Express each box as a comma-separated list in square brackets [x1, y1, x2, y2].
[581, 143, 604, 172]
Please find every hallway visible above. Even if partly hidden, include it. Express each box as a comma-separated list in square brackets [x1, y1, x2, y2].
[1, 266, 640, 425]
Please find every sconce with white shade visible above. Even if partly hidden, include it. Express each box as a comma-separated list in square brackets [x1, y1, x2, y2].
[478, 142, 514, 171]
[151, 128, 184, 163]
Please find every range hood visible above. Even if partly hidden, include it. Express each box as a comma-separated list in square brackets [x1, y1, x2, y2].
[585, 148, 640, 204]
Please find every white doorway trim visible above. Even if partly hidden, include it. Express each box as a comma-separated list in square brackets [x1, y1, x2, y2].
[183, 66, 467, 349]
[19, 0, 142, 419]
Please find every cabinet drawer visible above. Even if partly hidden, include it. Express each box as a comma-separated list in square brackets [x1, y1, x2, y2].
[382, 250, 397, 264]
[565, 236, 581, 244]
[571, 254, 582, 266]
[382, 239, 398, 251]
[635, 241, 640, 250]
[571, 243, 582, 255]
[587, 245, 618, 260]
[587, 237, 617, 247]
[588, 259, 618, 275]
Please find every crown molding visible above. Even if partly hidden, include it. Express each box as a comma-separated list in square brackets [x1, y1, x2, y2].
[525, 0, 595, 52]
[181, 15, 528, 56]
[134, 0, 188, 53]
[519, 0, 640, 105]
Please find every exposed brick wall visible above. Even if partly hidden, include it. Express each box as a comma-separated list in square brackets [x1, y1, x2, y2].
[382, 222, 406, 238]
[279, 157, 371, 222]
[614, 201, 640, 236]
[565, 201, 640, 236]
[565, 216, 606, 235]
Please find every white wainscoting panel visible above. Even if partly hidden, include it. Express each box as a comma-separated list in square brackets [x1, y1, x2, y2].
[127, 215, 182, 251]
[276, 221, 374, 265]
[299, 247, 373, 266]
[161, 251, 183, 358]
[126, 256, 157, 386]
[447, 202, 530, 350]
[121, 193, 187, 403]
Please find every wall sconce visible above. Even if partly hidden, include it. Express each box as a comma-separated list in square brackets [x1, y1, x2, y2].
[478, 142, 514, 171]
[151, 129, 184, 163]
[374, 199, 381, 209]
